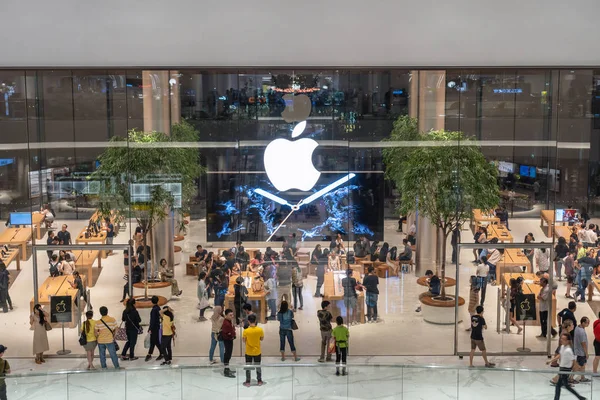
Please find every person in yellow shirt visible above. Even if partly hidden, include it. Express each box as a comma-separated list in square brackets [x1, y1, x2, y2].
[81, 310, 98, 369]
[160, 306, 176, 365]
[94, 306, 120, 369]
[242, 314, 264, 387]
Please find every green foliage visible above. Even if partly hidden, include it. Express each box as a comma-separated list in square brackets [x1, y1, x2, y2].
[383, 117, 499, 236]
[90, 121, 204, 234]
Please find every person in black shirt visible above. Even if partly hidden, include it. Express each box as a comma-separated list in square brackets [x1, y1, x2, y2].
[121, 298, 142, 361]
[145, 296, 162, 362]
[314, 249, 328, 297]
[46, 231, 55, 261]
[121, 259, 142, 302]
[235, 246, 250, 271]
[469, 306, 495, 368]
[363, 266, 379, 323]
[57, 224, 71, 245]
[557, 301, 577, 338]
[341, 269, 360, 325]
[554, 237, 570, 281]
[195, 245, 207, 261]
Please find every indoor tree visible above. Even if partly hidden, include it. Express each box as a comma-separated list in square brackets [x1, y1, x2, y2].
[90, 122, 203, 299]
[383, 117, 499, 299]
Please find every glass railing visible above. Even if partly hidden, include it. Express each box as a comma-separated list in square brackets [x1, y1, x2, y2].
[5, 362, 600, 399]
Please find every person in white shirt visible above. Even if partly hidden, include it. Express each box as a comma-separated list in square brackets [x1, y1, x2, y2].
[328, 252, 341, 271]
[60, 254, 75, 275]
[486, 247, 502, 285]
[584, 226, 597, 248]
[554, 333, 587, 400]
[476, 256, 489, 306]
[535, 247, 550, 273]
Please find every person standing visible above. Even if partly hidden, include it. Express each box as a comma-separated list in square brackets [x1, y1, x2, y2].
[0, 344, 11, 400]
[537, 277, 557, 338]
[555, 237, 570, 281]
[277, 301, 300, 361]
[159, 306, 176, 365]
[234, 276, 248, 325]
[264, 269, 278, 320]
[317, 301, 333, 362]
[46, 231, 55, 260]
[209, 306, 225, 365]
[221, 308, 236, 378]
[363, 266, 379, 323]
[593, 312, 600, 373]
[30, 304, 49, 364]
[145, 296, 162, 362]
[57, 224, 72, 245]
[242, 314, 264, 387]
[573, 317, 591, 383]
[81, 310, 97, 369]
[314, 249, 328, 297]
[332, 316, 349, 376]
[121, 258, 142, 302]
[95, 306, 120, 369]
[0, 262, 11, 313]
[121, 298, 142, 361]
[554, 333, 587, 400]
[277, 259, 293, 310]
[564, 252, 576, 298]
[468, 306, 495, 368]
[197, 271, 210, 321]
[291, 260, 304, 310]
[341, 269, 360, 325]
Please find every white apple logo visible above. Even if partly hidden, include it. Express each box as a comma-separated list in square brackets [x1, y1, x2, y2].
[264, 121, 321, 191]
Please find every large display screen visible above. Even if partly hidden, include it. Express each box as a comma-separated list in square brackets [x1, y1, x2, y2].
[519, 165, 536, 178]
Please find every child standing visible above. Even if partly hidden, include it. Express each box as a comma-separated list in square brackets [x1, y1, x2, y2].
[242, 314, 264, 387]
[332, 316, 349, 376]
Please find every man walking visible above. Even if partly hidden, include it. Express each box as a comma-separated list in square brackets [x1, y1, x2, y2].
[317, 301, 333, 362]
[145, 296, 162, 362]
[573, 317, 591, 383]
[469, 306, 495, 368]
[363, 266, 379, 323]
[95, 306, 120, 369]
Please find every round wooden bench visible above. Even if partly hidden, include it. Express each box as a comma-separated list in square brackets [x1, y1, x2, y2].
[417, 277, 456, 287]
[420, 294, 465, 325]
[133, 281, 172, 300]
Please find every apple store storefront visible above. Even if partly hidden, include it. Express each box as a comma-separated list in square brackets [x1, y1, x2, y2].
[0, 68, 598, 359]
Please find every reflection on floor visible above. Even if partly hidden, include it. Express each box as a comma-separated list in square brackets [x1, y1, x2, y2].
[0, 216, 598, 368]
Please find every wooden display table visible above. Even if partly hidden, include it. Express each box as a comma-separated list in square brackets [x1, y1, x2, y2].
[323, 271, 365, 324]
[541, 209, 568, 238]
[486, 224, 513, 243]
[359, 260, 374, 274]
[0, 228, 31, 261]
[554, 225, 577, 241]
[0, 248, 20, 270]
[501, 273, 556, 327]
[72, 250, 102, 287]
[31, 275, 84, 328]
[496, 249, 532, 277]
[30, 212, 45, 240]
[472, 209, 499, 232]
[225, 271, 266, 323]
[75, 228, 107, 258]
[349, 264, 363, 277]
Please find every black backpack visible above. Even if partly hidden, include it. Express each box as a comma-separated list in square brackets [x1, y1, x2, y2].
[389, 246, 398, 261]
[346, 251, 355, 264]
[49, 262, 60, 277]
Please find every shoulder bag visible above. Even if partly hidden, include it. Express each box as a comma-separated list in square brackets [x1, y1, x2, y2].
[127, 313, 144, 335]
[290, 311, 298, 330]
[100, 319, 121, 351]
[44, 320, 53, 331]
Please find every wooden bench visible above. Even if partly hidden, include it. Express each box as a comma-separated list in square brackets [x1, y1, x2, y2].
[186, 262, 199, 276]
[133, 281, 172, 299]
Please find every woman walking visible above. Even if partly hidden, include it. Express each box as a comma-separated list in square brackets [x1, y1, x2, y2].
[197, 271, 210, 321]
[277, 301, 300, 362]
[121, 298, 142, 361]
[234, 276, 248, 325]
[292, 260, 304, 310]
[554, 333, 587, 400]
[160, 306, 175, 365]
[209, 305, 225, 364]
[30, 304, 49, 364]
[81, 310, 97, 369]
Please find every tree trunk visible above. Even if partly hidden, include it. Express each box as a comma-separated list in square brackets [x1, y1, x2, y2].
[440, 229, 449, 300]
[143, 231, 149, 300]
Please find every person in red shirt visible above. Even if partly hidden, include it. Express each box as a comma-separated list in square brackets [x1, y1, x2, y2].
[221, 309, 237, 378]
[593, 312, 600, 373]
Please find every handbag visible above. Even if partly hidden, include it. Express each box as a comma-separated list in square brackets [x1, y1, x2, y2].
[100, 319, 120, 351]
[143, 333, 151, 349]
[79, 330, 87, 346]
[44, 321, 52, 331]
[327, 337, 336, 354]
[291, 319, 299, 330]
[114, 322, 128, 341]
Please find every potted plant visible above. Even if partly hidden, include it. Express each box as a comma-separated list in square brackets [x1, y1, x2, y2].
[383, 116, 499, 314]
[90, 122, 203, 300]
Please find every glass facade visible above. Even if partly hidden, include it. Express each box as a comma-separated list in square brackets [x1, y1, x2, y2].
[0, 68, 597, 358]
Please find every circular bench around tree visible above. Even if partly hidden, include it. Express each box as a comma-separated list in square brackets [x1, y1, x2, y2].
[133, 281, 172, 300]
[123, 294, 168, 326]
[416, 276, 456, 295]
[420, 294, 465, 325]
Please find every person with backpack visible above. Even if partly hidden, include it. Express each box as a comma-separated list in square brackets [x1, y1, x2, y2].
[291, 259, 304, 311]
[121, 298, 142, 361]
[49, 254, 61, 277]
[277, 300, 300, 362]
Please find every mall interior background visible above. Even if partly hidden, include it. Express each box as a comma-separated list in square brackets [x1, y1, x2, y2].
[0, 68, 598, 358]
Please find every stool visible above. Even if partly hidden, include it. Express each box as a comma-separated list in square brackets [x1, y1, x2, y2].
[376, 265, 389, 279]
[400, 260, 413, 274]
